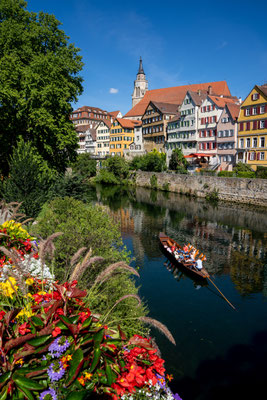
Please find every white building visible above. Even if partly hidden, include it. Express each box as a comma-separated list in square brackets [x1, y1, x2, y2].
[95, 120, 111, 156]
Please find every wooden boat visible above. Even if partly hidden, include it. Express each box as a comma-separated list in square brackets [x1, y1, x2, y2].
[159, 232, 210, 280]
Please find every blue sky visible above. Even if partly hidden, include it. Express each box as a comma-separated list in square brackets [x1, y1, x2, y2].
[28, 0, 267, 115]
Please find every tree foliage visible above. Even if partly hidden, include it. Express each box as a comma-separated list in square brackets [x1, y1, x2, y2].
[130, 149, 167, 172]
[0, 0, 83, 175]
[169, 148, 188, 173]
[71, 153, 97, 179]
[2, 138, 56, 218]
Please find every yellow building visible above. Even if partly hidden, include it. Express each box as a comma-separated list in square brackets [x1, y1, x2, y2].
[237, 84, 267, 169]
[109, 118, 141, 157]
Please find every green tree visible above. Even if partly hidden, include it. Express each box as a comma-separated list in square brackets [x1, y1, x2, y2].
[0, 0, 83, 175]
[2, 138, 56, 218]
[71, 153, 97, 179]
[104, 155, 129, 180]
[169, 148, 188, 173]
[130, 149, 166, 172]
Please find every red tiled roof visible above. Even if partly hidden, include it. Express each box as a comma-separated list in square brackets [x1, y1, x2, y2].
[209, 95, 238, 108]
[115, 118, 140, 129]
[257, 84, 267, 98]
[149, 101, 178, 114]
[226, 103, 240, 121]
[109, 110, 121, 118]
[124, 81, 231, 117]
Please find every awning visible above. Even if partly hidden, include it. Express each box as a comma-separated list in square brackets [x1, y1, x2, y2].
[184, 153, 215, 158]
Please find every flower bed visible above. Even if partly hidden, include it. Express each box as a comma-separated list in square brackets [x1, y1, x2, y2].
[0, 219, 182, 400]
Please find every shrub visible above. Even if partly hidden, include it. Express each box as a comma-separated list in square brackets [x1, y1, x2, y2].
[130, 150, 166, 172]
[205, 188, 219, 203]
[217, 171, 234, 177]
[94, 169, 120, 185]
[71, 154, 97, 178]
[150, 174, 158, 189]
[169, 148, 188, 172]
[256, 166, 267, 179]
[48, 173, 96, 202]
[104, 156, 129, 180]
[236, 171, 255, 178]
[31, 197, 130, 282]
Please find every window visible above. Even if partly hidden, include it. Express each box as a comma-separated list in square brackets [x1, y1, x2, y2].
[260, 152, 265, 160]
[259, 120, 265, 129]
[246, 138, 251, 148]
[252, 107, 257, 115]
[252, 93, 259, 101]
[260, 137, 265, 147]
[239, 138, 244, 148]
[245, 108, 250, 116]
[260, 105, 265, 114]
[253, 138, 257, 147]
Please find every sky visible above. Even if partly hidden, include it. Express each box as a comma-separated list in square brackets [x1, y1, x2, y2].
[28, 0, 267, 116]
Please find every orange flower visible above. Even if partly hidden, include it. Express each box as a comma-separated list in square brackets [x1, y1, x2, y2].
[77, 376, 85, 386]
[18, 322, 30, 335]
[166, 373, 174, 382]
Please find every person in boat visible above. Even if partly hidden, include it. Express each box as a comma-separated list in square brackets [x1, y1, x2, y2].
[183, 244, 188, 253]
[195, 258, 203, 271]
[171, 244, 176, 253]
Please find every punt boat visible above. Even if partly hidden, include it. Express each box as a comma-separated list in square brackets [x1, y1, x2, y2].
[159, 232, 210, 280]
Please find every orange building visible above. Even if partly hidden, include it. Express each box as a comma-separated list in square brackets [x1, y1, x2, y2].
[109, 118, 141, 157]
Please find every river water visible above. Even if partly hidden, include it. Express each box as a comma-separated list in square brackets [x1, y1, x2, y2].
[93, 184, 267, 400]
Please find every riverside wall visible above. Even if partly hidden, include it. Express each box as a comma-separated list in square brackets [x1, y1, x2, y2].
[134, 172, 267, 207]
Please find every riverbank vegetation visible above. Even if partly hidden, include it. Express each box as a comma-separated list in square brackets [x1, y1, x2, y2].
[0, 204, 180, 400]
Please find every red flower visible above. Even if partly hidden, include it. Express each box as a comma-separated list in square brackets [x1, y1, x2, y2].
[0, 310, 6, 320]
[19, 322, 31, 335]
[52, 327, 61, 337]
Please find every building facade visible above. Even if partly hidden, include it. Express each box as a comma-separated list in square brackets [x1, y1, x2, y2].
[95, 120, 111, 156]
[166, 90, 207, 162]
[217, 103, 240, 171]
[142, 101, 178, 153]
[70, 106, 111, 128]
[75, 125, 97, 154]
[237, 84, 267, 169]
[109, 118, 140, 157]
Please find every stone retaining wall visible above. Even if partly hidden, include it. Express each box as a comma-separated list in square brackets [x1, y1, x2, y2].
[134, 172, 267, 207]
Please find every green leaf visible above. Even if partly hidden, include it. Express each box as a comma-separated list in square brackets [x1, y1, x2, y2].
[89, 347, 101, 372]
[93, 328, 104, 347]
[13, 376, 44, 391]
[66, 390, 89, 400]
[0, 386, 8, 400]
[81, 317, 92, 330]
[27, 335, 51, 347]
[30, 316, 44, 327]
[66, 348, 84, 386]
[0, 372, 12, 386]
[17, 386, 35, 400]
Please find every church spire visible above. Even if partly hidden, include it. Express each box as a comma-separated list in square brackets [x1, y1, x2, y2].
[138, 57, 144, 75]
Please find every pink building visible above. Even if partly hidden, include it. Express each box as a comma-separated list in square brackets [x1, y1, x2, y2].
[217, 103, 240, 171]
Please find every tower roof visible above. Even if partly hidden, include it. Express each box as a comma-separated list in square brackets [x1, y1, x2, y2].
[137, 57, 145, 75]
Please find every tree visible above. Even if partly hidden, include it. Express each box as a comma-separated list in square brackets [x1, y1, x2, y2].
[169, 148, 188, 173]
[71, 153, 97, 179]
[0, 0, 83, 175]
[2, 138, 56, 218]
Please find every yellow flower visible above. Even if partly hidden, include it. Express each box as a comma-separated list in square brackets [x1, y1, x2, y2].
[0, 277, 18, 298]
[84, 372, 92, 380]
[16, 307, 34, 319]
[25, 278, 34, 285]
[15, 359, 24, 365]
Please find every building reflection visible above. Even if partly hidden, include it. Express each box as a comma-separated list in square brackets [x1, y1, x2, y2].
[96, 184, 267, 297]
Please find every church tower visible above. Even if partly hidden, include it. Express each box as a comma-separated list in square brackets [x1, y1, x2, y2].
[132, 57, 148, 108]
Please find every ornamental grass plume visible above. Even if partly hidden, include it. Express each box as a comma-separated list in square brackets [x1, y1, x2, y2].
[94, 261, 140, 286]
[68, 247, 104, 282]
[139, 316, 176, 346]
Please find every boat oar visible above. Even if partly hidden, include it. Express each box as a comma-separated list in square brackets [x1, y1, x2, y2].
[207, 277, 236, 311]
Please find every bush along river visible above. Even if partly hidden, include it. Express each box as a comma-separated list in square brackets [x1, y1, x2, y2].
[91, 184, 267, 400]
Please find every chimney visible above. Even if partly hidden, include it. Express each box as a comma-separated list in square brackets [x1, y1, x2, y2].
[208, 86, 212, 95]
[238, 97, 242, 104]
[197, 89, 201, 96]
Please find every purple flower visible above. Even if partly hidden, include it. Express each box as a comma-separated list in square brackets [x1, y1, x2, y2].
[173, 393, 183, 400]
[48, 336, 70, 358]
[47, 361, 65, 382]
[39, 387, 57, 400]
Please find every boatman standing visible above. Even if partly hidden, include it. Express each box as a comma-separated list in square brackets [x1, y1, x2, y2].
[195, 259, 203, 271]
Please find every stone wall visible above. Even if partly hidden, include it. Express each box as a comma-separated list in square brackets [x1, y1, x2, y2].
[134, 171, 267, 207]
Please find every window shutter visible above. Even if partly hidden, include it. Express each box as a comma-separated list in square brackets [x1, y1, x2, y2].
[258, 121, 261, 129]
[248, 152, 250, 160]
[257, 107, 260, 114]
[247, 122, 250, 130]
[265, 120, 267, 128]
[201, 118, 204, 124]
[240, 122, 243, 131]
[253, 121, 257, 130]
[257, 152, 260, 160]
[251, 94, 253, 100]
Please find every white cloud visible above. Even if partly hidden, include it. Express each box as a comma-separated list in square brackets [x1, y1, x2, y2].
[109, 88, 119, 94]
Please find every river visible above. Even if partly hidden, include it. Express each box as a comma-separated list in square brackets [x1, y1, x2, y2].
[93, 184, 267, 400]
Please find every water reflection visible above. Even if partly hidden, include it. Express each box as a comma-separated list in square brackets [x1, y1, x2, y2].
[94, 184, 267, 298]
[91, 183, 267, 399]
